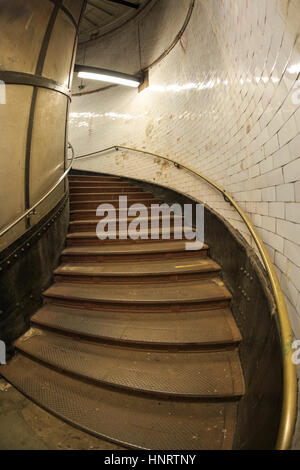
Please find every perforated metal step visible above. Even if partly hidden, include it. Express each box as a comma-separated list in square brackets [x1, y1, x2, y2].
[1, 355, 237, 450]
[16, 329, 244, 398]
[70, 198, 162, 211]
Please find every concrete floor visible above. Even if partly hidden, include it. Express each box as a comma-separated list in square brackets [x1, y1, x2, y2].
[0, 377, 124, 450]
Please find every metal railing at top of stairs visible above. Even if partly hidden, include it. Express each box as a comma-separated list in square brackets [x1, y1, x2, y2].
[73, 144, 297, 450]
[0, 143, 75, 238]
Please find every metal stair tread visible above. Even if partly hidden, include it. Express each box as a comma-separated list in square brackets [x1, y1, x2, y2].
[16, 329, 245, 398]
[66, 227, 196, 239]
[1, 355, 237, 450]
[54, 257, 220, 277]
[62, 240, 208, 255]
[32, 304, 242, 347]
[44, 278, 232, 305]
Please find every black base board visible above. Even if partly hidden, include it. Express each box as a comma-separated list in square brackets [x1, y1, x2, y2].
[0, 194, 69, 357]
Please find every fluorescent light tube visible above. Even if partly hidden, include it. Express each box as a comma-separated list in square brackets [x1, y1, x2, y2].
[77, 71, 140, 88]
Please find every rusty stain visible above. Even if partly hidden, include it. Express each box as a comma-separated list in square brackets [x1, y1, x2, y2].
[246, 124, 251, 134]
[205, 141, 213, 151]
[146, 121, 154, 138]
[161, 160, 171, 170]
[279, 0, 289, 18]
[114, 155, 122, 166]
[280, 0, 300, 53]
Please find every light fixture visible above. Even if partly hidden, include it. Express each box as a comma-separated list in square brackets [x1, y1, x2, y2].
[75, 64, 143, 88]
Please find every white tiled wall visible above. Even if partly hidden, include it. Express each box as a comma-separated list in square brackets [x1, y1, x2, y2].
[70, 0, 300, 340]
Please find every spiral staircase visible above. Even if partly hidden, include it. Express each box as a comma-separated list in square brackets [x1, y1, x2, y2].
[1, 173, 245, 450]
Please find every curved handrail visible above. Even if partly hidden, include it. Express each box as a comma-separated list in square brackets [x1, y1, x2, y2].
[0, 143, 75, 238]
[74, 144, 297, 450]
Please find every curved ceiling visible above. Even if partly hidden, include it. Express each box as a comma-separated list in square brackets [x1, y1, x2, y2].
[79, 0, 151, 43]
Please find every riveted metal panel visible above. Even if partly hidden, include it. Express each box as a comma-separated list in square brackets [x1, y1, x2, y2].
[0, 85, 33, 243]
[42, 10, 76, 86]
[0, 0, 54, 75]
[29, 89, 67, 210]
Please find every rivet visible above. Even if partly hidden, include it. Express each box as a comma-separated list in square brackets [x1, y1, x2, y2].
[7, 260, 11, 265]
[14, 254, 18, 258]
[21, 248, 25, 252]
[26, 243, 30, 247]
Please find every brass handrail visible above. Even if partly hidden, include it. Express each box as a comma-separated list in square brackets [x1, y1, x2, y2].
[74, 144, 297, 450]
[0, 143, 75, 238]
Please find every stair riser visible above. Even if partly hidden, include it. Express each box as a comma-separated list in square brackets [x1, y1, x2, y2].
[70, 187, 143, 194]
[70, 201, 161, 210]
[54, 271, 219, 284]
[66, 235, 197, 246]
[70, 193, 153, 202]
[69, 183, 132, 190]
[70, 212, 183, 221]
[44, 297, 231, 312]
[61, 249, 209, 263]
[69, 219, 185, 233]
[70, 212, 119, 221]
[69, 177, 121, 183]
